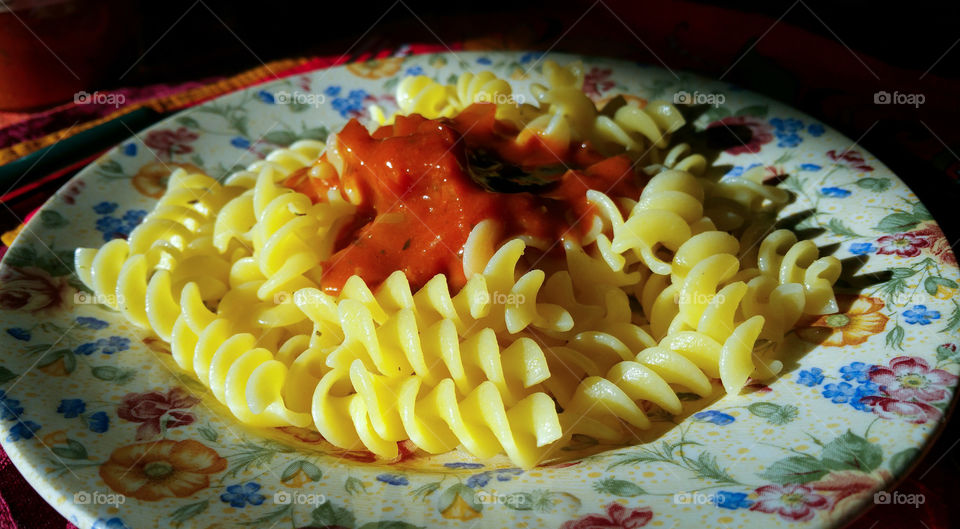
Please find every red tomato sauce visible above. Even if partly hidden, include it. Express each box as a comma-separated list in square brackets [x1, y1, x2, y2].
[283, 103, 644, 294]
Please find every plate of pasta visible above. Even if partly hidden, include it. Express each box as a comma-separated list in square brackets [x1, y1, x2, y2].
[0, 51, 957, 529]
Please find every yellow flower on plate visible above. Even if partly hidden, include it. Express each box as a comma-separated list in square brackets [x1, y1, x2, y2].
[99, 439, 226, 501]
[346, 57, 404, 79]
[796, 294, 889, 347]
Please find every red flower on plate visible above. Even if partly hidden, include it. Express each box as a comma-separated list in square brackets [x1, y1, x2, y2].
[583, 67, 615, 98]
[827, 149, 873, 171]
[869, 356, 957, 403]
[561, 503, 652, 529]
[875, 232, 932, 258]
[860, 396, 941, 424]
[909, 224, 957, 265]
[144, 127, 199, 159]
[750, 483, 829, 522]
[117, 387, 200, 440]
[0, 266, 71, 314]
[707, 116, 774, 155]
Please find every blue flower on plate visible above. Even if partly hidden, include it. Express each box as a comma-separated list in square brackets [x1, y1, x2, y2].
[76, 317, 108, 330]
[93, 202, 118, 215]
[822, 382, 855, 403]
[444, 462, 485, 469]
[376, 473, 409, 486]
[122, 209, 147, 226]
[693, 410, 735, 425]
[466, 472, 492, 488]
[820, 187, 851, 198]
[220, 482, 265, 508]
[325, 86, 342, 97]
[849, 242, 875, 255]
[404, 66, 424, 77]
[796, 367, 824, 387]
[777, 134, 802, 148]
[799, 163, 822, 171]
[95, 217, 123, 240]
[476, 57, 493, 65]
[0, 391, 23, 420]
[75, 336, 130, 355]
[57, 399, 86, 418]
[520, 52, 544, 64]
[807, 123, 825, 137]
[92, 517, 130, 529]
[122, 143, 137, 156]
[331, 89, 370, 118]
[713, 491, 754, 510]
[903, 305, 940, 325]
[725, 163, 762, 177]
[494, 468, 523, 481]
[849, 382, 879, 412]
[87, 411, 110, 433]
[7, 419, 40, 441]
[257, 90, 275, 104]
[230, 136, 251, 149]
[840, 362, 871, 383]
[6, 328, 30, 341]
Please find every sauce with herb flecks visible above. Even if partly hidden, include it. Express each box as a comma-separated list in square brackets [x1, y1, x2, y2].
[284, 103, 643, 294]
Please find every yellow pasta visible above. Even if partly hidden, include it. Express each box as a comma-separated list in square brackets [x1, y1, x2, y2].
[74, 60, 841, 468]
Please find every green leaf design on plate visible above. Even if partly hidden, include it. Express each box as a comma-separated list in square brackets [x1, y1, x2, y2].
[874, 212, 921, 233]
[692, 452, 737, 483]
[410, 481, 439, 499]
[175, 116, 200, 129]
[281, 460, 322, 482]
[3, 246, 37, 267]
[826, 218, 861, 237]
[758, 455, 828, 484]
[197, 424, 218, 442]
[346, 476, 368, 495]
[885, 324, 905, 351]
[90, 365, 136, 384]
[747, 402, 799, 425]
[437, 483, 481, 514]
[39, 210, 69, 229]
[855, 177, 892, 192]
[312, 500, 356, 528]
[735, 104, 768, 118]
[593, 478, 646, 497]
[170, 500, 208, 526]
[51, 439, 87, 460]
[937, 343, 960, 363]
[263, 130, 298, 146]
[889, 447, 919, 475]
[0, 367, 18, 384]
[820, 430, 882, 472]
[240, 504, 292, 526]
